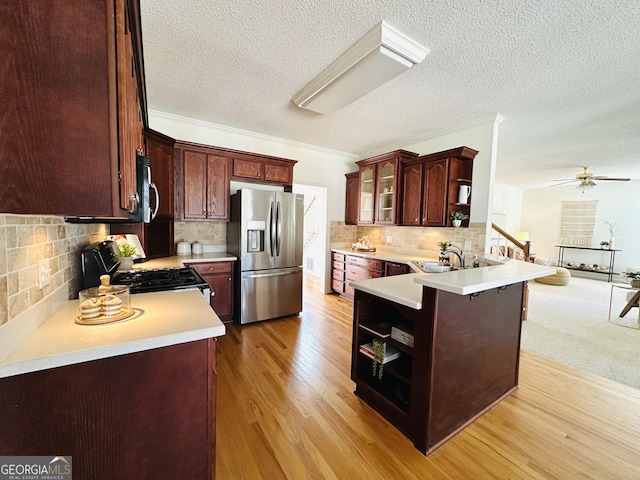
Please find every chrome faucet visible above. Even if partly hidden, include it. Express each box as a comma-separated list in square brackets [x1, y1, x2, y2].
[442, 245, 465, 268]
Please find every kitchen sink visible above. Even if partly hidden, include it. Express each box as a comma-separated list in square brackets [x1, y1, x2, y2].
[417, 261, 456, 273]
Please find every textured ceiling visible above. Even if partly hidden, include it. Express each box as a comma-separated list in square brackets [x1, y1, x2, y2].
[140, 0, 640, 188]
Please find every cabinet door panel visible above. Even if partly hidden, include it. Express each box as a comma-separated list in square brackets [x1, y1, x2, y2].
[233, 158, 262, 179]
[375, 161, 397, 224]
[400, 163, 423, 226]
[207, 154, 230, 220]
[264, 162, 291, 183]
[423, 160, 448, 226]
[206, 274, 233, 319]
[358, 166, 375, 224]
[184, 151, 208, 219]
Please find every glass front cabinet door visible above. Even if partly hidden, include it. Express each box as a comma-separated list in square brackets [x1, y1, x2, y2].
[358, 165, 375, 224]
[376, 161, 396, 224]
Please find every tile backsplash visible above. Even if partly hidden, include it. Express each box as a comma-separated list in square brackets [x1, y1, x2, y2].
[330, 221, 486, 255]
[0, 215, 107, 325]
[173, 221, 227, 247]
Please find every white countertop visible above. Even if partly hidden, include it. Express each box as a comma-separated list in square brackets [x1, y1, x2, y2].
[349, 273, 426, 309]
[0, 289, 225, 379]
[331, 247, 439, 272]
[349, 257, 556, 309]
[134, 253, 236, 270]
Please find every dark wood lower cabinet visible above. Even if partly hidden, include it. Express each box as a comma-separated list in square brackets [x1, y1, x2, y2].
[0, 338, 217, 479]
[188, 261, 235, 322]
[352, 283, 524, 454]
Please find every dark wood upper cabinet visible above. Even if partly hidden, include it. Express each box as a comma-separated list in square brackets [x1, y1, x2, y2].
[0, 0, 147, 219]
[344, 172, 359, 225]
[232, 156, 296, 185]
[356, 150, 418, 225]
[400, 146, 477, 227]
[175, 142, 231, 222]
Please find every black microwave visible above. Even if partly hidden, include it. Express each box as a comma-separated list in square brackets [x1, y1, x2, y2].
[65, 153, 158, 224]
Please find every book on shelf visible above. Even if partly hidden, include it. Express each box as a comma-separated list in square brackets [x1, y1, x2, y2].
[359, 341, 400, 364]
[360, 322, 391, 338]
[391, 324, 415, 347]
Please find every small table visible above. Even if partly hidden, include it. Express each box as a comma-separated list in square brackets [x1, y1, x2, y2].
[608, 284, 640, 329]
[556, 245, 620, 282]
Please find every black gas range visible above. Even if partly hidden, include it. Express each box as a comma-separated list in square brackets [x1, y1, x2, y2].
[81, 241, 210, 298]
[111, 267, 209, 294]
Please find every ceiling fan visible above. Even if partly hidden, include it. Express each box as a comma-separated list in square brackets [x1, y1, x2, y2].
[552, 166, 631, 189]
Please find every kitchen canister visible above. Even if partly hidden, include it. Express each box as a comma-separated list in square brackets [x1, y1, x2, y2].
[176, 239, 191, 255]
[458, 185, 471, 204]
[191, 241, 203, 255]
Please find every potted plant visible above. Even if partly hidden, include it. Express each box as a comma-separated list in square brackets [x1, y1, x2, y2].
[449, 211, 469, 227]
[623, 268, 640, 288]
[115, 242, 137, 270]
[437, 241, 452, 260]
[599, 241, 609, 249]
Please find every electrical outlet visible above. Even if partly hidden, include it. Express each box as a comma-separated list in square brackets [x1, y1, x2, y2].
[386, 235, 392, 243]
[464, 240, 472, 250]
[37, 259, 51, 289]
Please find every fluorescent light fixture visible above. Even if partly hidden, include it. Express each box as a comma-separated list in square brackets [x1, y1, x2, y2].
[292, 21, 429, 114]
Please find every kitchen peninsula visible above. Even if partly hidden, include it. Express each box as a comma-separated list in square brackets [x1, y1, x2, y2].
[349, 259, 554, 455]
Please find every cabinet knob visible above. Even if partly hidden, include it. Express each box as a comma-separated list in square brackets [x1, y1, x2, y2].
[257, 172, 261, 177]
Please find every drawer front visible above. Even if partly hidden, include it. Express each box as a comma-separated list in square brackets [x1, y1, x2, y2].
[332, 260, 346, 271]
[331, 279, 345, 293]
[332, 252, 345, 262]
[332, 269, 345, 281]
[346, 264, 383, 281]
[344, 284, 355, 298]
[347, 255, 383, 271]
[189, 261, 233, 275]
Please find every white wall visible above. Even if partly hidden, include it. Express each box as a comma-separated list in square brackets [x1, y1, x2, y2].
[521, 181, 640, 276]
[149, 111, 357, 221]
[493, 183, 524, 233]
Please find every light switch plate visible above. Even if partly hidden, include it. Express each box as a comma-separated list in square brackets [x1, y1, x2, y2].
[386, 235, 392, 243]
[37, 259, 51, 289]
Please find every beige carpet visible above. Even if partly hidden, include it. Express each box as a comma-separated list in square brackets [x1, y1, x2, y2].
[522, 276, 640, 390]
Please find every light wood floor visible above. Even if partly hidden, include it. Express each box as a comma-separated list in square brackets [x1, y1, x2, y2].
[215, 275, 640, 479]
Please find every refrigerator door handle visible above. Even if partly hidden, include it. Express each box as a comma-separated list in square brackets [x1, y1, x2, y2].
[275, 201, 282, 256]
[269, 201, 276, 257]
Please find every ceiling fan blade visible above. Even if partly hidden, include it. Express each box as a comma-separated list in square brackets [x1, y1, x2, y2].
[591, 176, 631, 181]
[551, 180, 578, 187]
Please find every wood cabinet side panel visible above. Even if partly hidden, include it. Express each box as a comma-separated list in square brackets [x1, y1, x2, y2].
[0, 339, 214, 479]
[145, 131, 175, 218]
[426, 285, 523, 450]
[344, 172, 359, 225]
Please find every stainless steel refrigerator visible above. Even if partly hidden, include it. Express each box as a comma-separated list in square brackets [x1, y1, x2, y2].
[227, 189, 304, 324]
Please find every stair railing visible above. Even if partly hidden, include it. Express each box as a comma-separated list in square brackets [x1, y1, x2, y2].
[491, 223, 532, 262]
